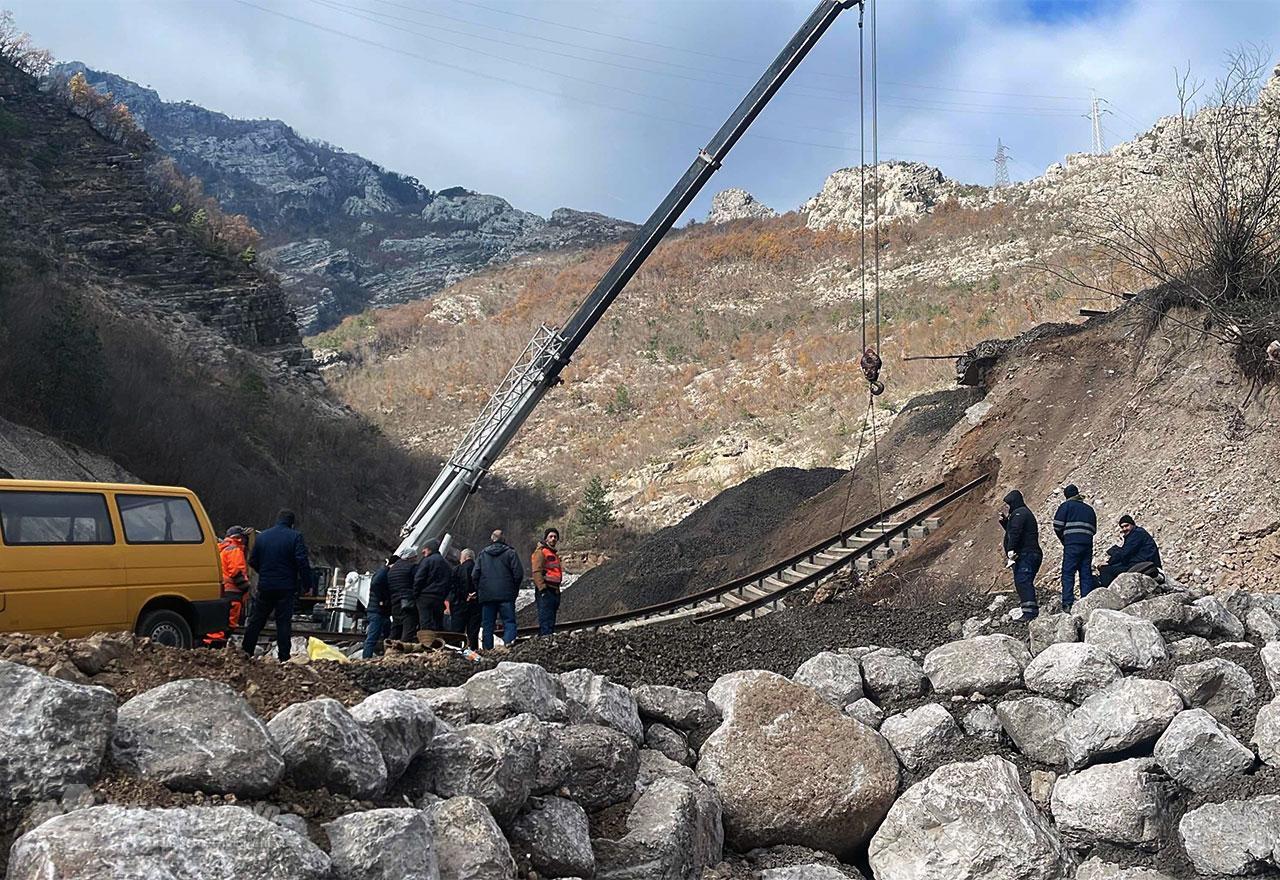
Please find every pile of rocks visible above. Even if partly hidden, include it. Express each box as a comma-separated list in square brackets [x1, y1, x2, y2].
[6, 572, 1280, 878]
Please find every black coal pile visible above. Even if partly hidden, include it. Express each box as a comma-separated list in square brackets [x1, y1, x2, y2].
[558, 466, 844, 620]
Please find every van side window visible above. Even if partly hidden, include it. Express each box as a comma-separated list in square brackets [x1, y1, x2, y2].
[0, 491, 115, 545]
[117, 495, 204, 544]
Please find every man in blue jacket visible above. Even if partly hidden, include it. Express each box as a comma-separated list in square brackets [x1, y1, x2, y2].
[1097, 515, 1163, 588]
[242, 509, 312, 661]
[471, 529, 525, 649]
[1053, 484, 1097, 613]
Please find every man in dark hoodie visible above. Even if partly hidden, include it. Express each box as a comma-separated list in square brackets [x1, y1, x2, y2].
[413, 539, 453, 633]
[1097, 515, 1163, 588]
[1000, 490, 1042, 622]
[362, 556, 395, 659]
[472, 529, 525, 649]
[242, 509, 311, 661]
[450, 548, 480, 650]
[1053, 484, 1097, 613]
[387, 548, 419, 642]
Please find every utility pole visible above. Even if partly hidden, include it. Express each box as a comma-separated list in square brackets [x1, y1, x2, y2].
[1087, 91, 1108, 154]
[993, 138, 1011, 188]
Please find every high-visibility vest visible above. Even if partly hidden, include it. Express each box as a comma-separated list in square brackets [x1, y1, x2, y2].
[219, 538, 249, 594]
[537, 545, 563, 586]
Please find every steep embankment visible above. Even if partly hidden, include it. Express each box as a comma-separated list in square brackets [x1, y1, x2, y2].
[59, 64, 638, 332]
[0, 59, 554, 563]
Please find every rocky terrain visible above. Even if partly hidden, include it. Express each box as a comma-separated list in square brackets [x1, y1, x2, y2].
[7, 565, 1280, 878]
[0, 57, 554, 562]
[57, 64, 638, 332]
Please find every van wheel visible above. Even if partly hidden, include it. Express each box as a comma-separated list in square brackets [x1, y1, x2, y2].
[137, 610, 193, 649]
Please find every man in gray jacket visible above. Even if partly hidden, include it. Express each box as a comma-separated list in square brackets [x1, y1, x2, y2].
[472, 529, 525, 649]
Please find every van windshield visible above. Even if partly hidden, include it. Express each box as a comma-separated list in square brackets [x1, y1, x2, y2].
[0, 491, 115, 545]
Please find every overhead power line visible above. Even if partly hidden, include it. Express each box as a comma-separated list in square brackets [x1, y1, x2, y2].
[234, 0, 994, 164]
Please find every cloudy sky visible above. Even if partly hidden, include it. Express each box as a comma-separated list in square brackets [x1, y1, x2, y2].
[12, 0, 1280, 222]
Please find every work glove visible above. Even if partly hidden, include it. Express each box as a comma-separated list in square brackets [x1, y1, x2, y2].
[1006, 551, 1017, 569]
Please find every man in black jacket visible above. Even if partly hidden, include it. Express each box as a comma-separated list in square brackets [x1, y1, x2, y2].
[1097, 515, 1163, 588]
[387, 548, 419, 642]
[242, 509, 311, 661]
[450, 548, 480, 650]
[472, 529, 525, 649]
[1000, 490, 1042, 622]
[413, 539, 453, 634]
[362, 556, 394, 659]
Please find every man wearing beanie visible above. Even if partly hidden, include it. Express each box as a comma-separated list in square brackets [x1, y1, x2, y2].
[1052, 484, 1097, 613]
[1098, 514, 1163, 588]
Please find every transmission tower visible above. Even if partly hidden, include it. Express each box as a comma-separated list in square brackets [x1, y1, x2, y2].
[1086, 91, 1109, 154]
[993, 139, 1011, 188]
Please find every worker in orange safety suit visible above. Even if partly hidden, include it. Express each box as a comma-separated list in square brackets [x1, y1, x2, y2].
[203, 526, 251, 646]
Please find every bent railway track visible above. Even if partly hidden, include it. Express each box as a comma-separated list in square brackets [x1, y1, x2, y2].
[518, 473, 990, 637]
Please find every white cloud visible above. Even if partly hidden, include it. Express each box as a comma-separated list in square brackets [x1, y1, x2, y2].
[9, 0, 1280, 221]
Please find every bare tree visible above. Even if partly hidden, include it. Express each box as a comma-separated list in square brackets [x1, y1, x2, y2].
[0, 10, 52, 78]
[1174, 60, 1204, 138]
[1062, 47, 1280, 372]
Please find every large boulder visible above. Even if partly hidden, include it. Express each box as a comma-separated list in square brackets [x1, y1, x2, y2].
[860, 648, 929, 702]
[1083, 609, 1167, 671]
[645, 723, 693, 766]
[427, 796, 516, 879]
[1071, 588, 1127, 621]
[409, 687, 471, 726]
[697, 670, 898, 859]
[1028, 613, 1079, 656]
[1154, 708, 1254, 793]
[632, 684, 718, 731]
[1050, 758, 1168, 846]
[494, 714, 571, 795]
[1075, 858, 1175, 879]
[508, 796, 594, 878]
[845, 698, 885, 730]
[7, 805, 330, 879]
[1251, 698, 1280, 766]
[422, 723, 538, 823]
[594, 776, 712, 880]
[1179, 796, 1280, 876]
[0, 660, 116, 803]
[560, 668, 643, 743]
[1022, 642, 1123, 704]
[557, 723, 640, 810]
[879, 704, 961, 772]
[1060, 678, 1184, 768]
[1189, 596, 1246, 640]
[267, 698, 387, 799]
[462, 662, 569, 723]
[350, 690, 438, 782]
[1107, 573, 1161, 606]
[922, 635, 1030, 696]
[1124, 595, 1192, 632]
[1170, 658, 1257, 726]
[995, 697, 1071, 765]
[324, 808, 438, 880]
[1262, 643, 1280, 696]
[635, 750, 724, 872]
[868, 756, 1070, 880]
[111, 678, 283, 797]
[793, 652, 865, 705]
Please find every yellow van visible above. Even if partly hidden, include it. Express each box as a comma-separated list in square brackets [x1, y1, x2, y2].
[0, 480, 228, 648]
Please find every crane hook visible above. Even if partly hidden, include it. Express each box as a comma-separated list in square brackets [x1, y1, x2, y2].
[860, 346, 885, 396]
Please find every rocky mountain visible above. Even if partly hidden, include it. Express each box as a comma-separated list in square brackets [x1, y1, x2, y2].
[317, 61, 1280, 537]
[0, 57, 553, 563]
[53, 64, 637, 333]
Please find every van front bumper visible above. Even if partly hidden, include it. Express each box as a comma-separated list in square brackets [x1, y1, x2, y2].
[192, 599, 230, 638]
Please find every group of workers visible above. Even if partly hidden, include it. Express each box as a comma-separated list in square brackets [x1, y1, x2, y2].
[1001, 484, 1163, 622]
[361, 527, 564, 659]
[209, 513, 566, 662]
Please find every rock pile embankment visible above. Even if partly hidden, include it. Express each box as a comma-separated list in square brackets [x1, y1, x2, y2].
[5, 570, 1280, 877]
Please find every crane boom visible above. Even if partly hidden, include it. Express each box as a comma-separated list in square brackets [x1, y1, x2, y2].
[396, 0, 860, 557]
